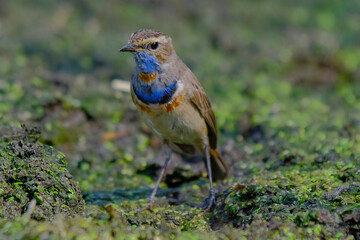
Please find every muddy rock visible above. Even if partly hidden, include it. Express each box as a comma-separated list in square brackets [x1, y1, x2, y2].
[0, 126, 84, 220]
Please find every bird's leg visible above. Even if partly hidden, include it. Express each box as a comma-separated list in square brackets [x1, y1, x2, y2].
[201, 144, 215, 211]
[137, 145, 172, 212]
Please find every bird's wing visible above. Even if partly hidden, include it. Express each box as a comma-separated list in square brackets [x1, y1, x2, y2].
[188, 78, 218, 150]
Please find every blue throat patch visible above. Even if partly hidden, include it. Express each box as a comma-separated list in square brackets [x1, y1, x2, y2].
[134, 51, 160, 74]
[134, 81, 177, 104]
[133, 51, 177, 104]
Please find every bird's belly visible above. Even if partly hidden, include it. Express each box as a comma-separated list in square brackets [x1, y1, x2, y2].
[138, 100, 207, 145]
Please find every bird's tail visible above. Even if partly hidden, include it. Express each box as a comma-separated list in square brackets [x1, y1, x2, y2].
[209, 148, 228, 181]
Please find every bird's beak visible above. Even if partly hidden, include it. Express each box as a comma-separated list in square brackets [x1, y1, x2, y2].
[119, 43, 139, 52]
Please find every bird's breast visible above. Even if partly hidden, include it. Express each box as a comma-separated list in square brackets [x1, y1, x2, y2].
[138, 72, 158, 83]
[132, 91, 207, 145]
[132, 75, 179, 105]
[132, 80, 185, 112]
[131, 79, 208, 145]
[133, 91, 185, 114]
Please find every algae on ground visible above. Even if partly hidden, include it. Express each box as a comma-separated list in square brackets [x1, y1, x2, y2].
[0, 126, 84, 220]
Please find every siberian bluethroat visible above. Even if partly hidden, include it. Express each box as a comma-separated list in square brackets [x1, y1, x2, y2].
[119, 29, 228, 210]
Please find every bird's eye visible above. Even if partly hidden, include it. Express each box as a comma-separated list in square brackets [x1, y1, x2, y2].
[150, 42, 159, 50]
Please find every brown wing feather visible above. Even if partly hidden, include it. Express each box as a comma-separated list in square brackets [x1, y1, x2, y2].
[189, 80, 218, 150]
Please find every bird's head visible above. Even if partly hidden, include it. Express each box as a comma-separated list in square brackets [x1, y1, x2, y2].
[119, 29, 173, 65]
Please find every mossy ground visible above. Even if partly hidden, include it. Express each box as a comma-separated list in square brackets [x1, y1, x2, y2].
[0, 126, 84, 220]
[0, 0, 359, 239]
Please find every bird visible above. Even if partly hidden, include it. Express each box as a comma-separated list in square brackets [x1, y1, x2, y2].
[119, 29, 228, 211]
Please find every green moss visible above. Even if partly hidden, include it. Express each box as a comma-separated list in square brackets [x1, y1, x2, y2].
[0, 126, 84, 220]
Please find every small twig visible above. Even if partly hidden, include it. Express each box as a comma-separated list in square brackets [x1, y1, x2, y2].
[23, 199, 36, 221]
[111, 79, 130, 92]
[101, 130, 130, 142]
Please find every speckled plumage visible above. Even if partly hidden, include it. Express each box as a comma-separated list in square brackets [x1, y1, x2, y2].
[120, 29, 228, 211]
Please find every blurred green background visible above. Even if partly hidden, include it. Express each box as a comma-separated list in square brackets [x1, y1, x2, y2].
[0, 0, 359, 238]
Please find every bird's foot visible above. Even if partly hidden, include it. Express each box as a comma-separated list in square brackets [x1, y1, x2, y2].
[201, 194, 215, 211]
[136, 200, 154, 212]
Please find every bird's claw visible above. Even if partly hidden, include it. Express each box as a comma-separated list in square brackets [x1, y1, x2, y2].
[201, 194, 215, 211]
[136, 200, 154, 212]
